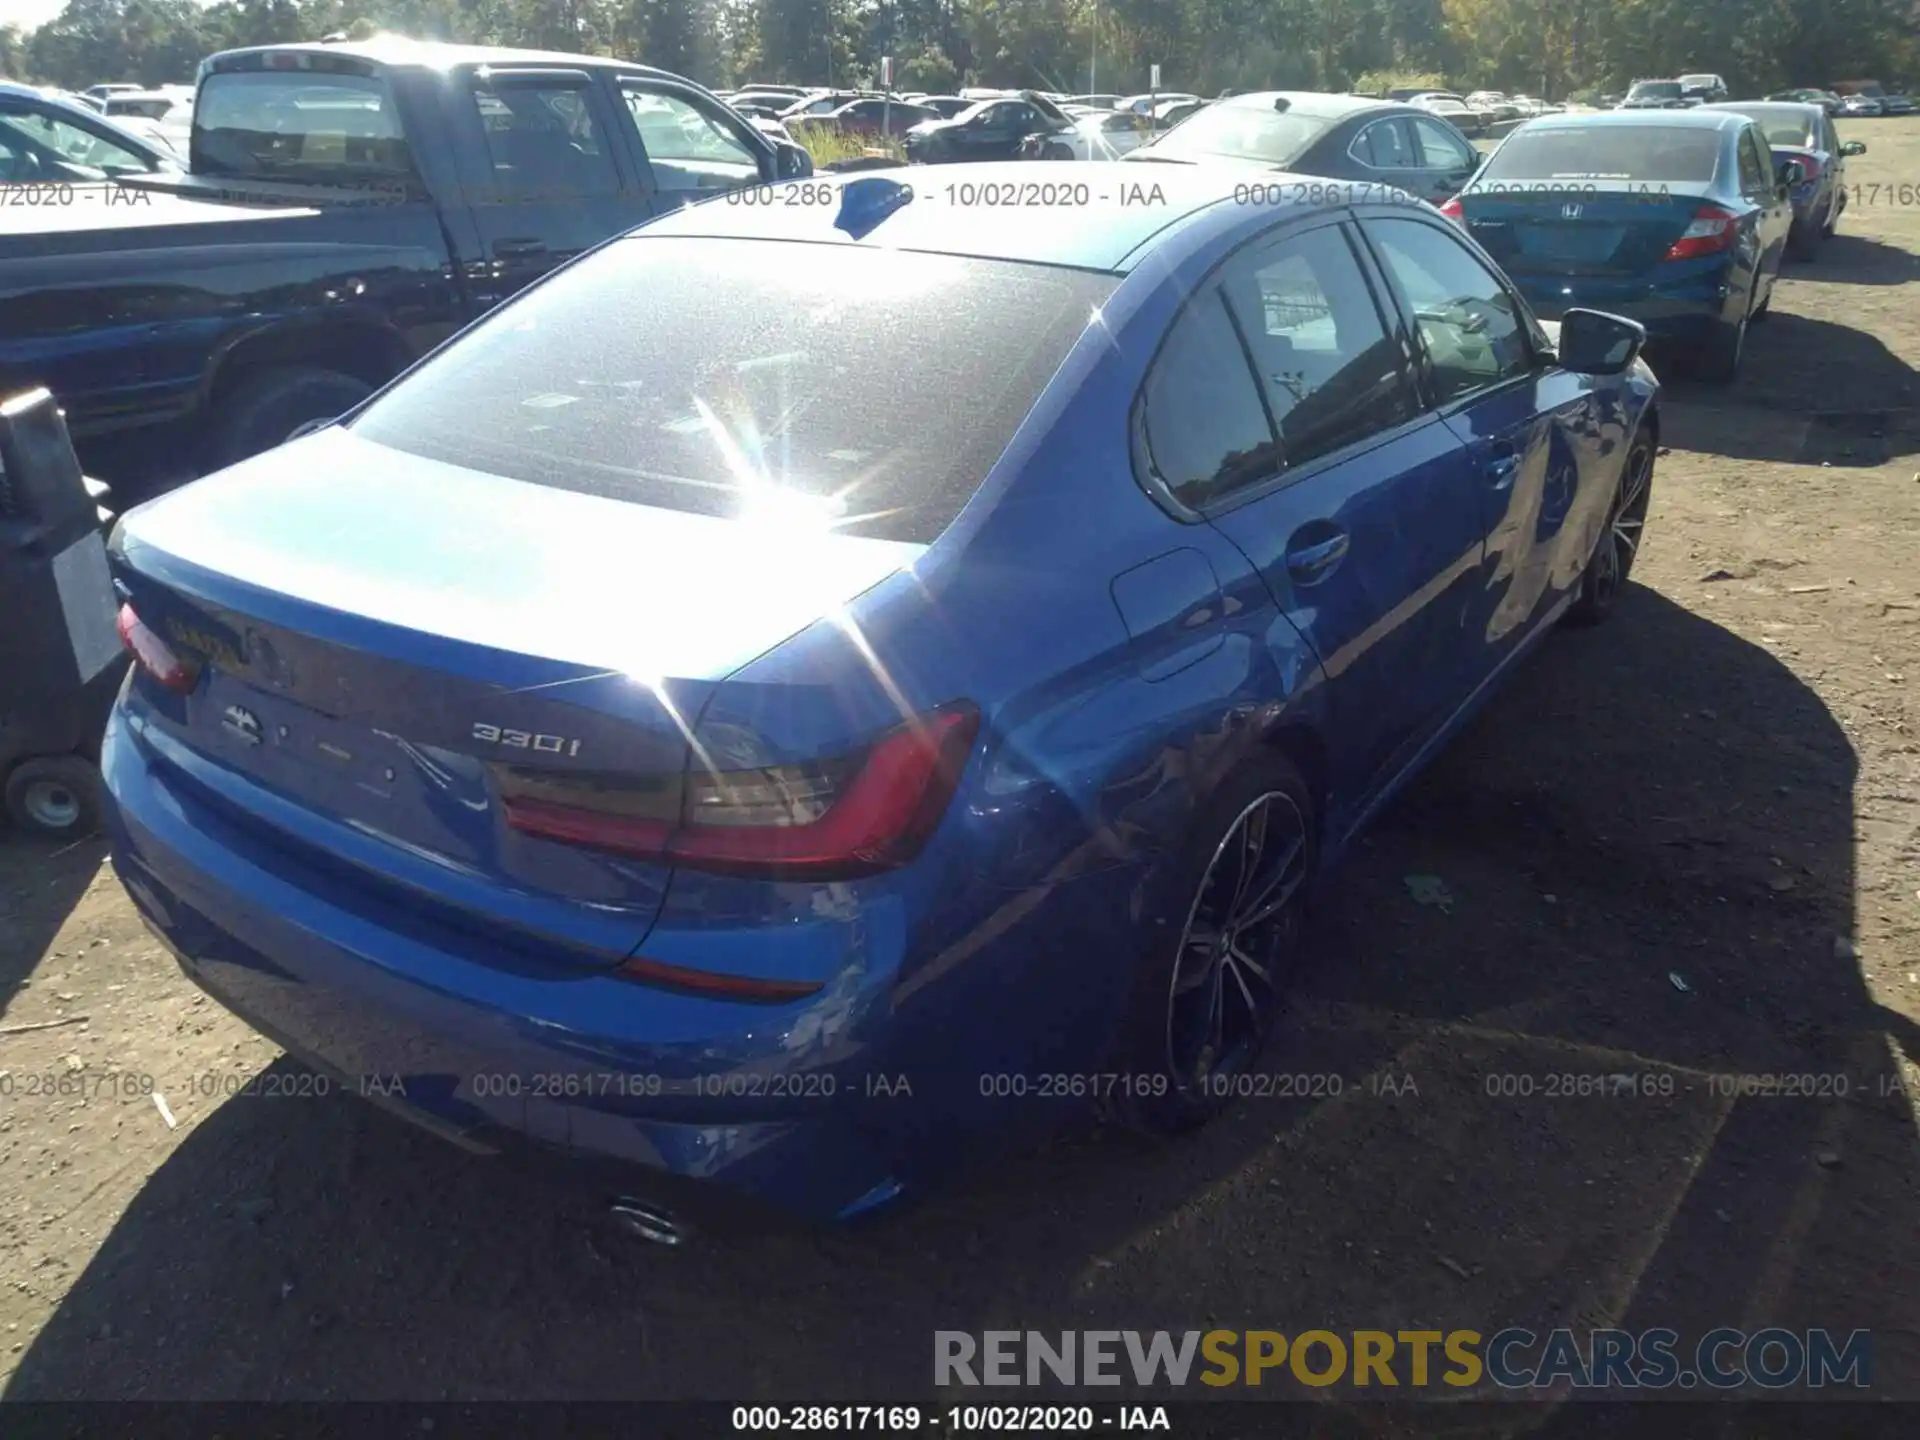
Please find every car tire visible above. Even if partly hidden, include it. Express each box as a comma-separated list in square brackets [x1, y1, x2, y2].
[204, 367, 376, 474]
[4, 755, 106, 839]
[1787, 219, 1822, 261]
[1111, 752, 1316, 1135]
[1691, 309, 1748, 383]
[1565, 424, 1656, 627]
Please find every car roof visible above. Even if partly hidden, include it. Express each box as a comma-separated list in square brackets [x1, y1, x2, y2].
[1212, 90, 1399, 120]
[628, 161, 1372, 274]
[1703, 101, 1823, 120]
[1523, 107, 1748, 132]
[207, 38, 696, 85]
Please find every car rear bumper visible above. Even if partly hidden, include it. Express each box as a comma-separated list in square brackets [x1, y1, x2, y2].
[100, 702, 917, 1227]
[1518, 265, 1736, 342]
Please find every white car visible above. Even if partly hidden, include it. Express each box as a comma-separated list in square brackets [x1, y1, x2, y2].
[1408, 92, 1486, 136]
[749, 115, 798, 147]
[1119, 91, 1199, 116]
[1048, 109, 1155, 159]
[100, 88, 191, 155]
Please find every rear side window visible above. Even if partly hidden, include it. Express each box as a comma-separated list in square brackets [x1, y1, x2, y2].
[1737, 129, 1768, 194]
[348, 238, 1113, 545]
[1219, 224, 1418, 467]
[1481, 125, 1722, 183]
[1138, 293, 1279, 509]
[193, 71, 410, 178]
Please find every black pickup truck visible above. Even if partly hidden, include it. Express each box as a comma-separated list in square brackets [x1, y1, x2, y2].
[0, 39, 812, 491]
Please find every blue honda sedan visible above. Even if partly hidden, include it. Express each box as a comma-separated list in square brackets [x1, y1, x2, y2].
[1441, 109, 1794, 380]
[102, 164, 1659, 1232]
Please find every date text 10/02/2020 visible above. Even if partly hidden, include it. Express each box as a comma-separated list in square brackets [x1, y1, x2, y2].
[729, 1406, 1171, 1432]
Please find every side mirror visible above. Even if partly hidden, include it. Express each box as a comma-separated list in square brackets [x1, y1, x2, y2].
[1556, 308, 1646, 377]
[1842, 140, 1867, 156]
[773, 141, 813, 180]
[1776, 157, 1808, 188]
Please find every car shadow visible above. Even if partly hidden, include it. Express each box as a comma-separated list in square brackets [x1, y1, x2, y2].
[1791, 230, 1920, 286]
[1656, 309, 1920, 465]
[0, 832, 105, 1024]
[8, 586, 1913, 1407]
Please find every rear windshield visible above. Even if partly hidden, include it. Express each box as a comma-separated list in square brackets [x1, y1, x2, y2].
[1141, 103, 1331, 165]
[348, 238, 1114, 545]
[1629, 82, 1683, 100]
[1720, 107, 1818, 147]
[192, 71, 411, 179]
[1481, 125, 1722, 183]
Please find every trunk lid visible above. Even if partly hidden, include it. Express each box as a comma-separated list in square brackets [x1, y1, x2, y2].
[1458, 184, 1715, 277]
[113, 427, 926, 964]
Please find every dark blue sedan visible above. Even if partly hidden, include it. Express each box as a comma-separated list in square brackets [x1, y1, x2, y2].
[101, 164, 1659, 1231]
[1701, 100, 1866, 259]
[1442, 109, 1795, 380]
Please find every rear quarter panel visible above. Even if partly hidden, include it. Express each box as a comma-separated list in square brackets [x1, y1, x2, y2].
[660, 234, 1331, 1171]
[0, 199, 462, 439]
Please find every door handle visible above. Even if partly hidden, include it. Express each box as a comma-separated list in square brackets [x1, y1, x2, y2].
[493, 237, 548, 259]
[1284, 528, 1350, 586]
[1486, 447, 1521, 489]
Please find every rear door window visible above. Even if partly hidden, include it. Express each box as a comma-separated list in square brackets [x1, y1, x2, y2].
[1351, 118, 1416, 168]
[472, 82, 619, 198]
[1218, 223, 1419, 468]
[347, 238, 1113, 545]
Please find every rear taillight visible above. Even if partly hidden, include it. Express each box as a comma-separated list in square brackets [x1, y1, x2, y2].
[116, 603, 198, 693]
[501, 702, 980, 881]
[1438, 197, 1464, 219]
[1663, 205, 1739, 261]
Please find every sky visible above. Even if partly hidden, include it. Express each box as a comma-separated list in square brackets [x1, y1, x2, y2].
[2, 0, 77, 31]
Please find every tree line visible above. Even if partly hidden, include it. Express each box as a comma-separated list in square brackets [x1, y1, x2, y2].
[2, 0, 1915, 104]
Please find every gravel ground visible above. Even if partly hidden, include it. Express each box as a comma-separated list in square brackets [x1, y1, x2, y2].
[2, 118, 1918, 1420]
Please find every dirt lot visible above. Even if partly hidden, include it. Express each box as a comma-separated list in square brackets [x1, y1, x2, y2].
[3, 120, 1919, 1419]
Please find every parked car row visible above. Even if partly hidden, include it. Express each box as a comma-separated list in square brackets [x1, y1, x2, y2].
[1, 39, 814, 492]
[23, 29, 1911, 1238]
[1440, 102, 1864, 382]
[1618, 75, 1914, 118]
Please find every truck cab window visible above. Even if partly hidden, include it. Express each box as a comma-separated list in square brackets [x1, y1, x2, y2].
[193, 71, 412, 179]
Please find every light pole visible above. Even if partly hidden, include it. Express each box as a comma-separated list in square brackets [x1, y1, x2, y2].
[1090, 0, 1097, 95]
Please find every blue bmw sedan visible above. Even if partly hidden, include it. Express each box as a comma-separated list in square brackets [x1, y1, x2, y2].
[102, 163, 1659, 1231]
[1441, 109, 1794, 380]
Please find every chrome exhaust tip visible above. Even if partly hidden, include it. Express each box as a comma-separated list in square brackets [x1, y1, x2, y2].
[609, 1197, 688, 1246]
